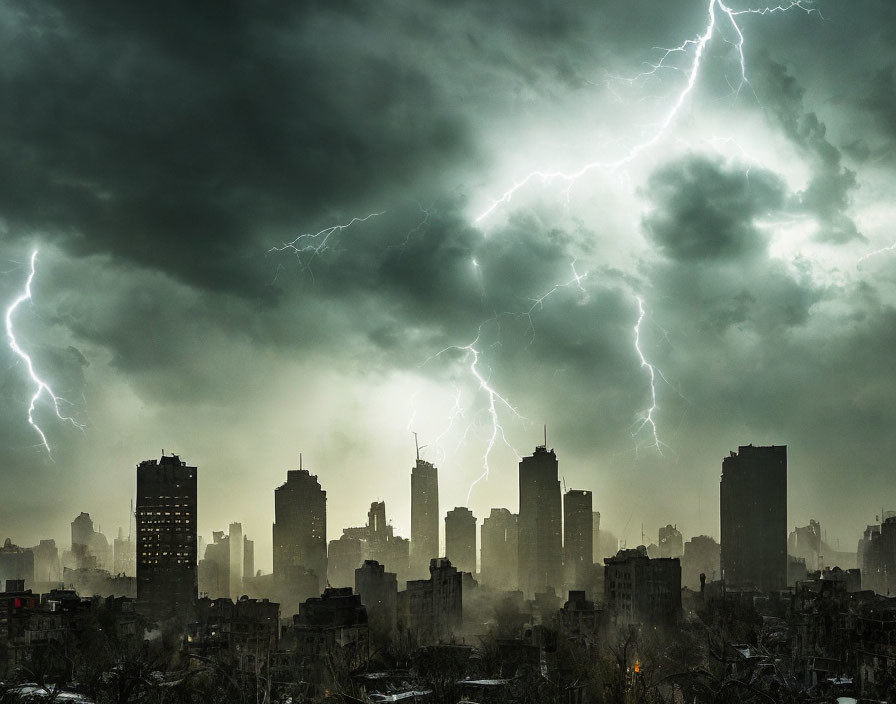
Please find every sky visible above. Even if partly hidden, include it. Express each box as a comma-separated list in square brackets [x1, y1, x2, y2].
[1, 0, 895, 569]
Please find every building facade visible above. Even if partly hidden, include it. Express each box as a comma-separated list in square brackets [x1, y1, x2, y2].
[480, 508, 518, 589]
[517, 445, 562, 598]
[273, 467, 328, 600]
[411, 459, 439, 580]
[563, 490, 593, 592]
[136, 454, 197, 621]
[445, 507, 477, 575]
[720, 444, 787, 592]
[604, 548, 681, 624]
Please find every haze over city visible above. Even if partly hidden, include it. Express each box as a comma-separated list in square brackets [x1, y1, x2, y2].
[1, 0, 895, 573]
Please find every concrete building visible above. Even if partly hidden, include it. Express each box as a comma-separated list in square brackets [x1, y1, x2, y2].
[480, 508, 518, 590]
[273, 465, 327, 603]
[0, 540, 34, 592]
[592, 511, 601, 562]
[720, 444, 787, 592]
[681, 535, 720, 590]
[136, 454, 197, 621]
[445, 507, 477, 575]
[293, 587, 368, 670]
[355, 559, 397, 636]
[658, 524, 683, 559]
[604, 547, 681, 625]
[861, 516, 896, 595]
[410, 458, 439, 580]
[189, 596, 280, 656]
[228, 522, 244, 601]
[563, 490, 593, 592]
[113, 528, 135, 577]
[30, 539, 61, 586]
[517, 445, 562, 598]
[399, 558, 462, 645]
[328, 535, 364, 589]
[243, 535, 255, 580]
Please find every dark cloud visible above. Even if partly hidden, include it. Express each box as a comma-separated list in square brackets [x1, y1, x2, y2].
[642, 155, 784, 262]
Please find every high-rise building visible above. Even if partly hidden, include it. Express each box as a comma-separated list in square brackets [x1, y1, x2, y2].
[243, 535, 255, 580]
[517, 445, 562, 598]
[355, 559, 398, 636]
[592, 511, 601, 562]
[658, 524, 683, 559]
[228, 522, 244, 601]
[136, 454, 197, 621]
[563, 490, 593, 592]
[411, 459, 439, 579]
[720, 444, 787, 592]
[273, 466, 327, 598]
[445, 507, 477, 575]
[480, 508, 518, 589]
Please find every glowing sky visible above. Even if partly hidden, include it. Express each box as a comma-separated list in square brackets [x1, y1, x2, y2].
[1, 1, 895, 567]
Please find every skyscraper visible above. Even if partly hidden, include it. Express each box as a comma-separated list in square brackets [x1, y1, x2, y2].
[411, 458, 439, 579]
[480, 508, 518, 589]
[518, 444, 562, 598]
[445, 507, 477, 575]
[720, 444, 787, 592]
[273, 465, 327, 597]
[563, 489, 593, 592]
[136, 454, 197, 621]
[228, 522, 244, 601]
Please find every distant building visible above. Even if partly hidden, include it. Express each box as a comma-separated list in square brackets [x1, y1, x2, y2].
[399, 558, 462, 644]
[604, 547, 681, 625]
[273, 465, 327, 605]
[445, 507, 477, 575]
[558, 590, 602, 645]
[592, 511, 601, 562]
[243, 535, 255, 581]
[720, 444, 787, 592]
[136, 454, 197, 621]
[480, 508, 518, 590]
[517, 445, 562, 598]
[861, 516, 896, 595]
[563, 490, 593, 592]
[355, 559, 397, 636]
[328, 535, 364, 589]
[228, 522, 244, 601]
[658, 524, 683, 559]
[681, 535, 720, 590]
[0, 540, 34, 592]
[30, 539, 61, 585]
[411, 458, 439, 580]
[67, 513, 112, 572]
[113, 527, 136, 577]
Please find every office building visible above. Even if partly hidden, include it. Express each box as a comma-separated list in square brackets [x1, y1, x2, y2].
[136, 454, 197, 621]
[518, 445, 562, 598]
[480, 508, 518, 589]
[411, 458, 439, 579]
[720, 444, 787, 592]
[563, 490, 593, 592]
[445, 507, 477, 575]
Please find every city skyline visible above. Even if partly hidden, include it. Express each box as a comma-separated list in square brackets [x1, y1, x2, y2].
[3, 1, 896, 569]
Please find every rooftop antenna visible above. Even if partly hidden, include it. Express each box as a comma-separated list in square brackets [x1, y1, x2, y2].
[544, 424, 547, 448]
[413, 432, 426, 461]
[300, 453, 303, 470]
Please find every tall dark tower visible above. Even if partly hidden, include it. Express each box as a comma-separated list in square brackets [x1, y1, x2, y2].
[136, 454, 197, 621]
[720, 444, 787, 592]
[518, 444, 562, 598]
[445, 507, 477, 575]
[563, 489, 593, 592]
[273, 464, 327, 597]
[410, 458, 439, 579]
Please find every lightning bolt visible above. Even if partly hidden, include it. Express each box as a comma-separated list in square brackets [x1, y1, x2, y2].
[858, 242, 896, 265]
[632, 295, 663, 454]
[268, 211, 385, 275]
[475, 0, 819, 222]
[429, 321, 525, 504]
[429, 261, 590, 500]
[5, 250, 84, 455]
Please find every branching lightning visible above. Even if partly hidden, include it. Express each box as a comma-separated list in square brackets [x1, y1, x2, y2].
[268, 211, 385, 275]
[475, 0, 818, 223]
[5, 250, 83, 455]
[858, 242, 896, 265]
[632, 296, 664, 454]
